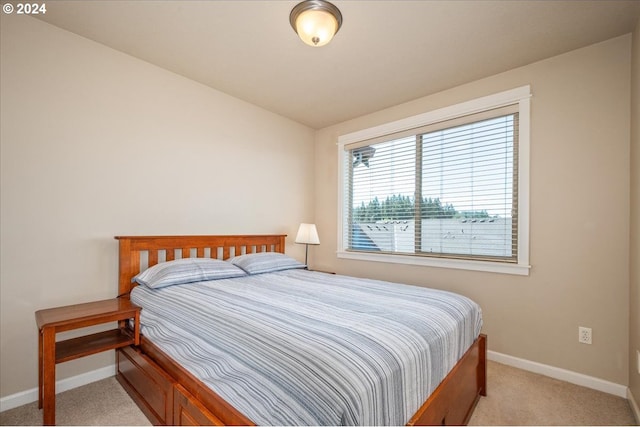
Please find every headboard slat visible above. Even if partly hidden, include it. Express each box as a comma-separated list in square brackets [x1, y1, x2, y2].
[149, 250, 158, 268]
[115, 235, 287, 297]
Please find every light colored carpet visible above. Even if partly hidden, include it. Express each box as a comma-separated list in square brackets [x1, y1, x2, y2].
[0, 376, 151, 426]
[0, 361, 637, 425]
[469, 362, 637, 426]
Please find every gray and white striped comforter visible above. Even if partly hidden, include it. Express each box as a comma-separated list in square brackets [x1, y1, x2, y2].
[130, 269, 482, 426]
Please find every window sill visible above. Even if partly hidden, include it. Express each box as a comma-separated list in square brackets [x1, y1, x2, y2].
[336, 251, 530, 276]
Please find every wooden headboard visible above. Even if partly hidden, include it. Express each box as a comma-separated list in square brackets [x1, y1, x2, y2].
[115, 235, 287, 296]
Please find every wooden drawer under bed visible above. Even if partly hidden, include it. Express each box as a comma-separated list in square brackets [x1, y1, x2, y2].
[117, 345, 226, 426]
[174, 384, 224, 426]
[117, 345, 175, 425]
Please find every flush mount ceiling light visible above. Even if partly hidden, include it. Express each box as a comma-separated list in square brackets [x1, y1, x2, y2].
[289, 0, 343, 47]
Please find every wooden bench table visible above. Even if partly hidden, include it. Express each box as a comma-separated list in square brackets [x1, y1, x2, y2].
[35, 298, 140, 425]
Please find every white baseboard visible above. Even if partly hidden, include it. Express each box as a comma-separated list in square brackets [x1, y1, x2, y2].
[0, 364, 115, 413]
[488, 350, 628, 398]
[628, 388, 640, 424]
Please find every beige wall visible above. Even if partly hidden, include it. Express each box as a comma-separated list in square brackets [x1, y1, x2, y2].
[629, 17, 640, 411]
[315, 35, 632, 385]
[0, 15, 315, 397]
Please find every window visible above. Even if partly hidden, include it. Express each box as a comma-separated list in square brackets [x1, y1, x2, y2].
[338, 86, 530, 275]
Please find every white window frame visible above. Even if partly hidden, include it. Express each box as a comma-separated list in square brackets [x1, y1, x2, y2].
[337, 86, 531, 276]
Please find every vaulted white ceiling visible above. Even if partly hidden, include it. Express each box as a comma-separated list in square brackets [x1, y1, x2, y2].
[36, 1, 640, 129]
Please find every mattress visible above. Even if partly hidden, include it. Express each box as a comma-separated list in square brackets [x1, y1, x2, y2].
[130, 269, 482, 426]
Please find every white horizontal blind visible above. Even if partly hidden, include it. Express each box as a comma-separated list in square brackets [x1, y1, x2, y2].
[347, 137, 417, 252]
[344, 110, 518, 262]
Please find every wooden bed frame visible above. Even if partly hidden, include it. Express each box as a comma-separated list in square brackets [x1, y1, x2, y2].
[114, 235, 487, 426]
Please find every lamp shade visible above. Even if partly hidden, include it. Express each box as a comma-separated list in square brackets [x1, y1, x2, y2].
[295, 223, 320, 245]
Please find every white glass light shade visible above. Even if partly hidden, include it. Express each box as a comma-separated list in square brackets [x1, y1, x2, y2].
[295, 9, 338, 47]
[290, 0, 343, 47]
[295, 223, 320, 245]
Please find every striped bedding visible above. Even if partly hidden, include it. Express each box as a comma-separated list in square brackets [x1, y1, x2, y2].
[130, 269, 483, 426]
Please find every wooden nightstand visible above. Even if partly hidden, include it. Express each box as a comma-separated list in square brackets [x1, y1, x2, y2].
[35, 298, 140, 426]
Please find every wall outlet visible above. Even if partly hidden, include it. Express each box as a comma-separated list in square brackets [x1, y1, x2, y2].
[578, 326, 592, 345]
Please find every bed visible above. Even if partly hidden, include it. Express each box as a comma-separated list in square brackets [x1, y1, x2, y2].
[114, 235, 486, 426]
